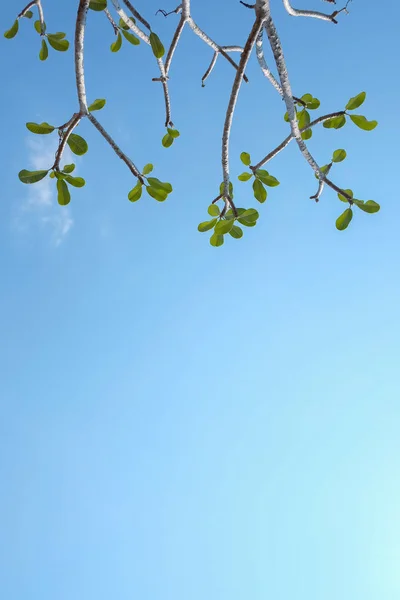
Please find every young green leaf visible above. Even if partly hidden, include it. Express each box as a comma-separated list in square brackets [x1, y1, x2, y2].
[229, 225, 243, 239]
[237, 208, 259, 226]
[336, 208, 353, 230]
[4, 20, 19, 39]
[349, 114, 378, 131]
[89, 0, 107, 10]
[198, 219, 217, 232]
[62, 164, 75, 173]
[297, 109, 310, 130]
[57, 179, 71, 206]
[240, 152, 251, 166]
[149, 32, 165, 58]
[142, 163, 153, 175]
[162, 133, 174, 148]
[18, 169, 48, 184]
[88, 98, 106, 112]
[122, 30, 140, 45]
[167, 128, 180, 138]
[300, 93, 313, 104]
[253, 179, 267, 203]
[26, 122, 54, 134]
[215, 219, 234, 235]
[128, 182, 143, 202]
[47, 36, 69, 51]
[307, 98, 320, 110]
[256, 170, 279, 187]
[345, 92, 366, 111]
[34, 20, 45, 34]
[208, 204, 220, 217]
[238, 172, 252, 182]
[146, 186, 168, 201]
[147, 178, 172, 194]
[323, 114, 346, 129]
[210, 233, 224, 247]
[302, 128, 312, 140]
[332, 149, 347, 163]
[110, 32, 122, 52]
[67, 133, 88, 156]
[23, 10, 33, 18]
[39, 38, 48, 60]
[353, 200, 380, 213]
[64, 175, 85, 188]
[47, 32, 66, 39]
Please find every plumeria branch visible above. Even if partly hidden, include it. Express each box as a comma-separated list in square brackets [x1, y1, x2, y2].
[17, 0, 45, 34]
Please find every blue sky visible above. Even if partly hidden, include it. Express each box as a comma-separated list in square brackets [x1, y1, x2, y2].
[1, 1, 400, 598]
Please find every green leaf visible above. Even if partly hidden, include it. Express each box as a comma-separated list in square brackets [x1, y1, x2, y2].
[240, 152, 251, 166]
[238, 208, 259, 226]
[88, 98, 106, 112]
[353, 200, 380, 213]
[210, 233, 224, 247]
[284, 111, 290, 122]
[300, 93, 313, 104]
[67, 133, 88, 156]
[57, 179, 71, 206]
[39, 38, 48, 60]
[256, 170, 279, 187]
[253, 179, 267, 203]
[147, 177, 172, 194]
[122, 29, 140, 45]
[336, 208, 353, 230]
[208, 204, 220, 217]
[149, 32, 165, 58]
[167, 128, 180, 138]
[229, 225, 243, 239]
[215, 219, 234, 235]
[62, 163, 75, 173]
[298, 109, 310, 130]
[47, 32, 66, 39]
[349, 114, 378, 131]
[302, 128, 312, 140]
[49, 171, 55, 179]
[142, 163, 153, 175]
[198, 219, 217, 232]
[337, 189, 353, 202]
[26, 121, 54, 134]
[23, 10, 33, 18]
[110, 32, 122, 52]
[307, 98, 320, 110]
[238, 172, 252, 182]
[53, 171, 66, 180]
[225, 208, 246, 220]
[64, 175, 85, 187]
[34, 20, 45, 34]
[18, 169, 48, 184]
[323, 114, 347, 129]
[4, 20, 19, 39]
[89, 0, 107, 11]
[128, 182, 143, 202]
[332, 149, 347, 163]
[47, 36, 69, 51]
[162, 133, 174, 148]
[345, 91, 366, 111]
[146, 186, 168, 201]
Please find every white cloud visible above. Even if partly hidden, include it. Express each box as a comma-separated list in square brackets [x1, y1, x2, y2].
[16, 137, 74, 246]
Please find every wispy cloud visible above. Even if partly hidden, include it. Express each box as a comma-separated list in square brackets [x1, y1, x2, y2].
[16, 138, 74, 246]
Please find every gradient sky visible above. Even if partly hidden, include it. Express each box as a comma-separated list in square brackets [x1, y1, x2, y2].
[1, 1, 400, 599]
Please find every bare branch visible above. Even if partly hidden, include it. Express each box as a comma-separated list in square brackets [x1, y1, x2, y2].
[104, 8, 119, 35]
[222, 17, 263, 213]
[122, 0, 151, 31]
[88, 114, 144, 182]
[75, 0, 90, 115]
[282, 0, 351, 24]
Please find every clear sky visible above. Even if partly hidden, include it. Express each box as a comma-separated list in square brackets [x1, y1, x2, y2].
[1, 1, 400, 599]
